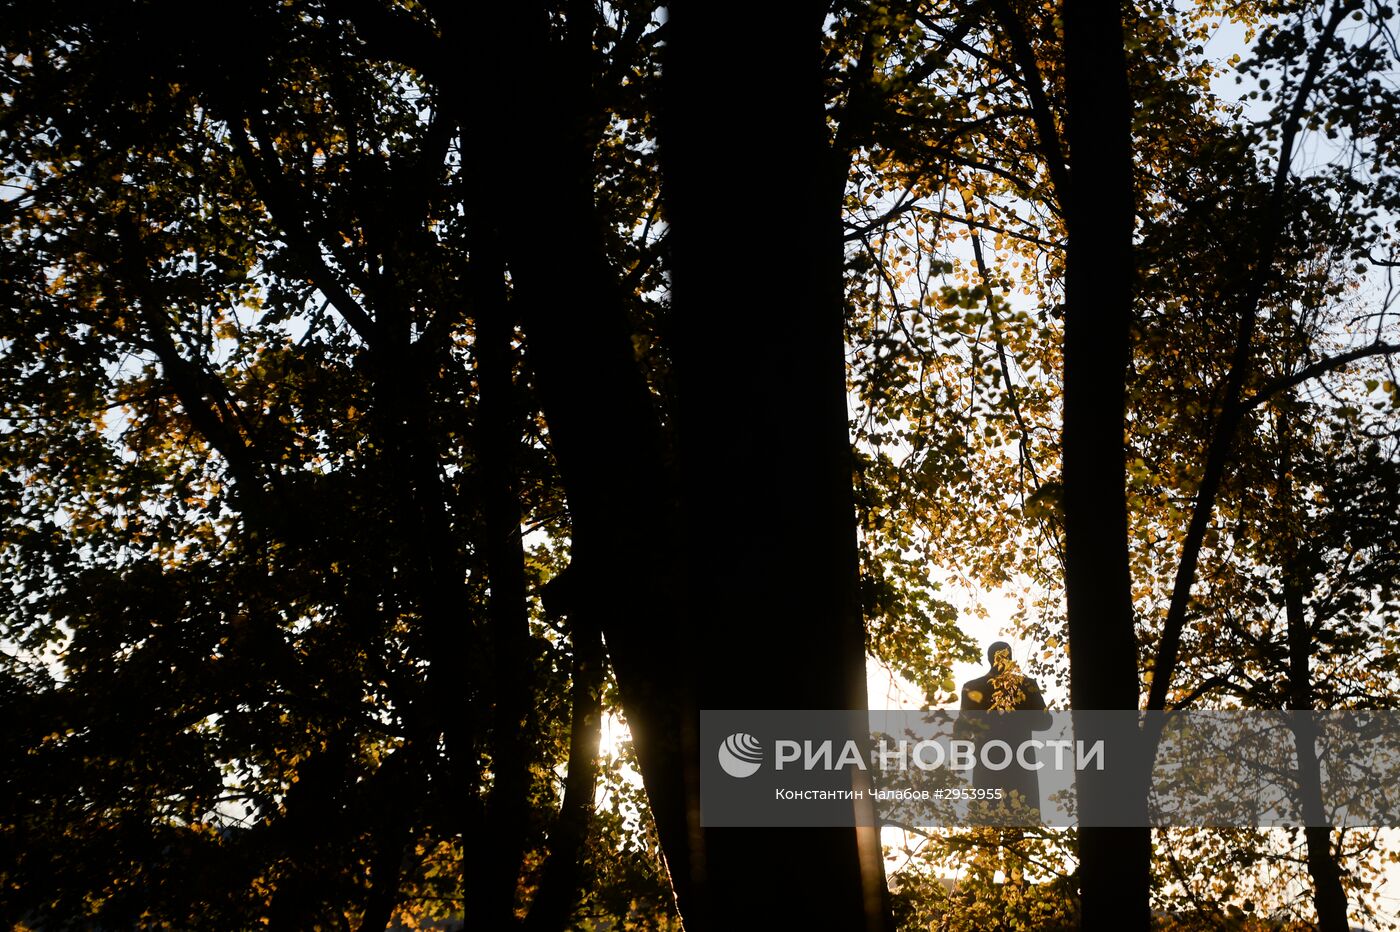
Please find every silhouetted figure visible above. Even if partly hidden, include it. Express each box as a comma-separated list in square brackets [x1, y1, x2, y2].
[959, 641, 1052, 816]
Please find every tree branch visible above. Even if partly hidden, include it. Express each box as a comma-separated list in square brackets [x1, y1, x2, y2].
[223, 117, 379, 343]
[1241, 343, 1400, 415]
[989, 0, 1071, 207]
[113, 216, 264, 497]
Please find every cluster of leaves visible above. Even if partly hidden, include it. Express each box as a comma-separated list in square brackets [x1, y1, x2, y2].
[1153, 827, 1398, 930]
[888, 826, 1079, 932]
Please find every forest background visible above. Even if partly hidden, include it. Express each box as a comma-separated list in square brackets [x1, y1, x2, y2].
[3, 0, 1400, 930]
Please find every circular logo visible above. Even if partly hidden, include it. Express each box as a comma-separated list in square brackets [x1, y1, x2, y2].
[717, 732, 763, 778]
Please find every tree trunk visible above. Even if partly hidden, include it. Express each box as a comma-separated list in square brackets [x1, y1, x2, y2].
[523, 619, 604, 932]
[661, 4, 889, 930]
[1059, 0, 1152, 927]
[1279, 416, 1350, 932]
[469, 230, 534, 928]
[442, 2, 706, 922]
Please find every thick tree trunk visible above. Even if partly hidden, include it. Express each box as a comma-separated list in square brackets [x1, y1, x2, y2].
[1302, 824, 1350, 932]
[661, 4, 889, 931]
[359, 746, 418, 932]
[1059, 0, 1152, 928]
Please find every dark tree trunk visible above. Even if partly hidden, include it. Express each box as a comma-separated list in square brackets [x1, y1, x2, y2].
[523, 620, 604, 932]
[469, 231, 533, 928]
[1059, 0, 1152, 928]
[661, 4, 889, 931]
[1301, 826, 1350, 932]
[1279, 418, 1350, 932]
[359, 746, 418, 932]
[1286, 589, 1350, 932]
[443, 1, 700, 921]
[1285, 604, 1350, 932]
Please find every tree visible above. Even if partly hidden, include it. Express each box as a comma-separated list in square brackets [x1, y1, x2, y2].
[1, 1, 894, 928]
[2, 1, 674, 927]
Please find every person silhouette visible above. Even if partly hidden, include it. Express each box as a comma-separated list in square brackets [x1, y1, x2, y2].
[958, 641, 1052, 817]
